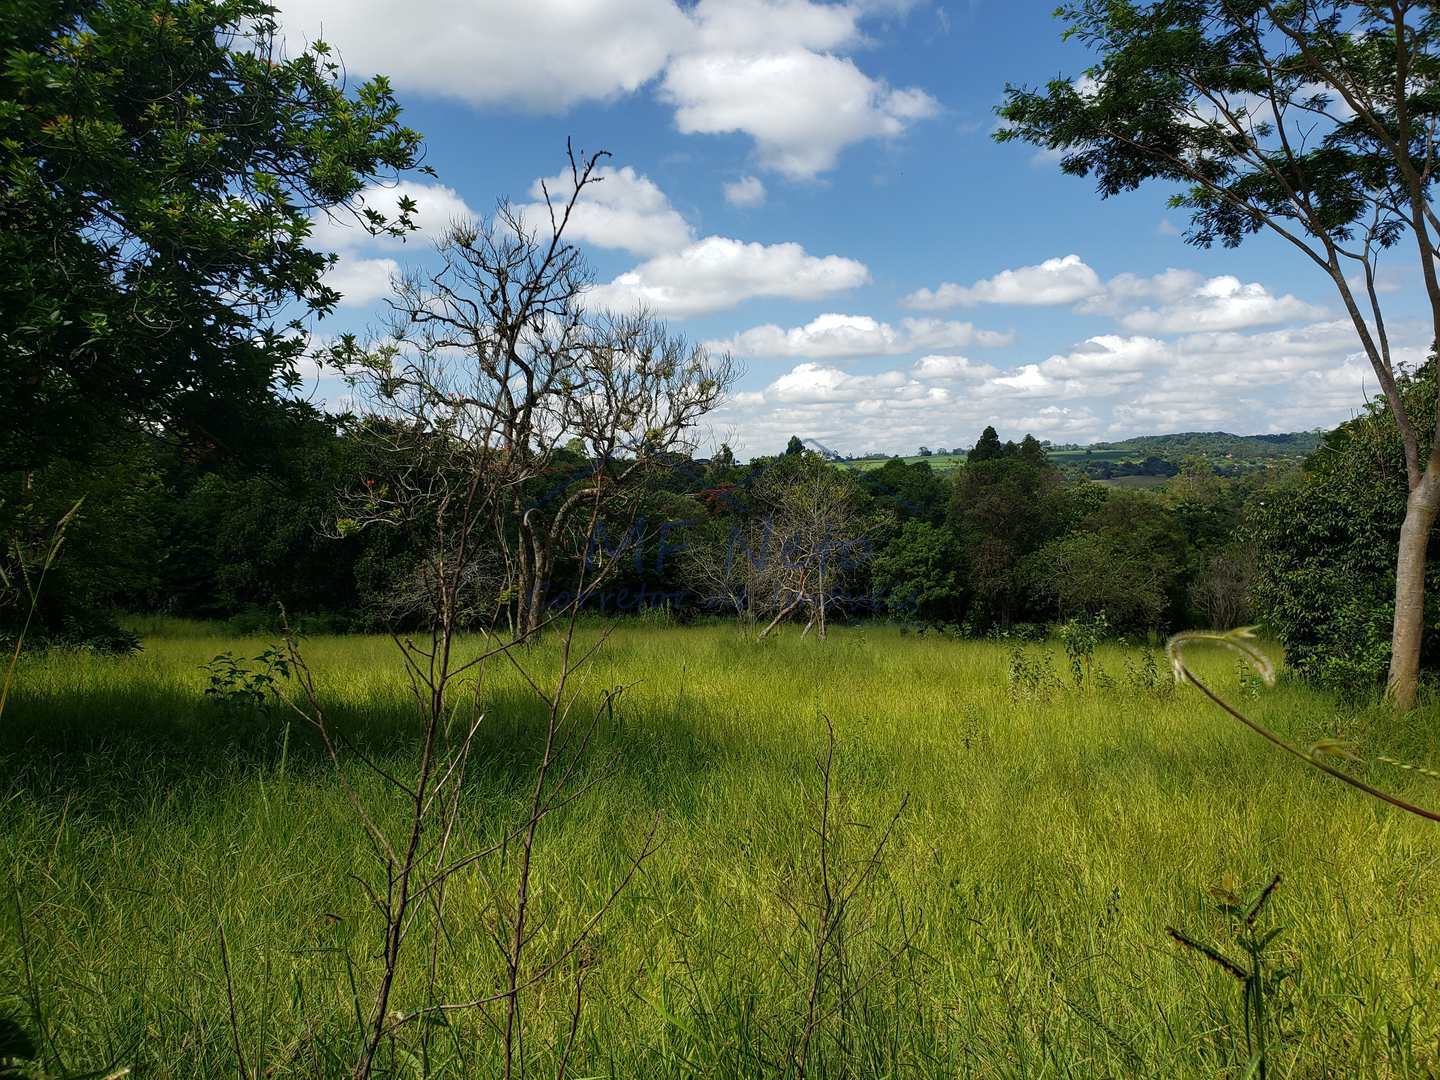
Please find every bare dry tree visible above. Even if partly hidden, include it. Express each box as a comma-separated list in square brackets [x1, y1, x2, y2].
[687, 457, 871, 640]
[284, 143, 733, 1080]
[1189, 543, 1258, 631]
[749, 456, 872, 641]
[337, 145, 733, 639]
[683, 517, 762, 630]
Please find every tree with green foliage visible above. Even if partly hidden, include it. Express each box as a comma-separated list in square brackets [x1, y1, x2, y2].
[998, 1, 1440, 707]
[1030, 489, 1190, 631]
[950, 450, 1070, 626]
[0, 432, 164, 651]
[858, 458, 948, 525]
[159, 412, 378, 621]
[1252, 362, 1440, 690]
[1, 0, 425, 470]
[872, 520, 966, 623]
[785, 435, 806, 456]
[968, 425, 1005, 463]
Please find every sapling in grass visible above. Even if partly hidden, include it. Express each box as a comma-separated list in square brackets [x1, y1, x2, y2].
[787, 715, 914, 1080]
[1057, 612, 1108, 689]
[200, 648, 291, 715]
[1168, 874, 1291, 1080]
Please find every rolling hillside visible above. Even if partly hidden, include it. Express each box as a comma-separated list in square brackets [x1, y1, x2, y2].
[840, 430, 1324, 475]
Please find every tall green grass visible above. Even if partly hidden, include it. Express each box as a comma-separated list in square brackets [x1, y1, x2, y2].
[3, 624, 1439, 1076]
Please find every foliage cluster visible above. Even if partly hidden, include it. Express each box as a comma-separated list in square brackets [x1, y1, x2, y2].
[1251, 362, 1440, 690]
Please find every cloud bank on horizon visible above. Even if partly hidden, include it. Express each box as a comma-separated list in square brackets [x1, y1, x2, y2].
[284, 0, 1428, 459]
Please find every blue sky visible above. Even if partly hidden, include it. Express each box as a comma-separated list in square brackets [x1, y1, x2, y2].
[281, 0, 1431, 459]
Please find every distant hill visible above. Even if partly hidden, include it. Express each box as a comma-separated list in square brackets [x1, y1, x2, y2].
[845, 452, 968, 472]
[1048, 430, 1323, 484]
[1059, 430, 1325, 461]
[840, 430, 1324, 478]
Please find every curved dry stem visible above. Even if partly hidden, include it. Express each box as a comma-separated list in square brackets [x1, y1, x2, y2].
[1166, 629, 1440, 824]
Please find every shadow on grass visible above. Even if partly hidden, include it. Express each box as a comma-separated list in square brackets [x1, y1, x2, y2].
[0, 672, 774, 828]
[5, 689, 1398, 852]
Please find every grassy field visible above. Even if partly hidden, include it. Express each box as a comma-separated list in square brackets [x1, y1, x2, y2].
[4, 621, 1440, 1077]
[843, 453, 967, 472]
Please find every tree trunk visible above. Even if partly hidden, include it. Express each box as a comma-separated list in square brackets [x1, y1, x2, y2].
[518, 549, 550, 640]
[1386, 480, 1438, 710]
[816, 562, 827, 641]
[758, 591, 804, 640]
[512, 531, 550, 642]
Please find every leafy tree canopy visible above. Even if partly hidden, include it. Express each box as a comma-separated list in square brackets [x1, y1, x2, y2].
[1, 0, 425, 468]
[997, 1, 1440, 257]
[968, 426, 1005, 463]
[872, 520, 966, 623]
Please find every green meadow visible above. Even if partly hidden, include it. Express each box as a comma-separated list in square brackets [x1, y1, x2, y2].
[845, 454, 969, 472]
[4, 622, 1439, 1077]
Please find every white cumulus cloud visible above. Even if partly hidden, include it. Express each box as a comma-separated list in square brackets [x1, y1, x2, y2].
[309, 180, 476, 306]
[585, 237, 870, 318]
[767, 363, 950, 405]
[279, 0, 690, 111]
[912, 354, 1001, 381]
[1115, 275, 1326, 334]
[325, 256, 400, 308]
[709, 313, 1012, 358]
[662, 49, 938, 178]
[310, 180, 478, 253]
[909, 258, 1327, 333]
[724, 175, 767, 208]
[279, 0, 937, 179]
[904, 254, 1104, 309]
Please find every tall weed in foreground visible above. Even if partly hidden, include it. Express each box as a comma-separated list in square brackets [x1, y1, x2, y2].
[649, 713, 919, 1079]
[0, 500, 82, 720]
[1, 499, 114, 1080]
[1168, 628, 1440, 823]
[282, 605, 658, 1080]
[276, 456, 668, 1079]
[1168, 874, 1290, 1080]
[1164, 628, 1440, 1076]
[788, 716, 912, 1079]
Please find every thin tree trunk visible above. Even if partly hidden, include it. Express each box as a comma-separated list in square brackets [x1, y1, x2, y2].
[759, 592, 805, 640]
[513, 526, 550, 640]
[817, 562, 827, 641]
[523, 550, 549, 639]
[1387, 480, 1438, 710]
